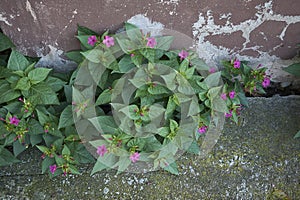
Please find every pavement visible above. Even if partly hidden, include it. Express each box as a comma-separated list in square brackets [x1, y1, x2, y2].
[0, 96, 299, 200]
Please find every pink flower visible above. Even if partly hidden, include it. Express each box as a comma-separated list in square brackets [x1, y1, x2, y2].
[97, 145, 108, 157]
[262, 77, 270, 88]
[49, 164, 57, 174]
[229, 91, 235, 99]
[234, 59, 241, 69]
[103, 36, 115, 48]
[178, 50, 189, 60]
[9, 116, 20, 126]
[198, 126, 207, 134]
[88, 35, 97, 46]
[220, 93, 227, 100]
[130, 53, 135, 57]
[130, 152, 140, 163]
[209, 67, 217, 73]
[225, 110, 233, 118]
[146, 37, 157, 48]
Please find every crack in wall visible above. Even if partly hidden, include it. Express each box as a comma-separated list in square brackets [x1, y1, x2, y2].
[25, 0, 37, 22]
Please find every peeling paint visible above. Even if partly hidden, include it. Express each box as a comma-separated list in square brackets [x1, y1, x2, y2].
[25, 0, 38, 22]
[127, 14, 164, 36]
[192, 0, 300, 82]
[0, 13, 12, 26]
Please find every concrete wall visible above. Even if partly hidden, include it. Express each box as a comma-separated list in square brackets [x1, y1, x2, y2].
[0, 0, 300, 83]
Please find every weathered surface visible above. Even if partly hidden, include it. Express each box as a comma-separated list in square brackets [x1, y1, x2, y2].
[0, 96, 299, 199]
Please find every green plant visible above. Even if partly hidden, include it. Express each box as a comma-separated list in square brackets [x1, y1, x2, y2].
[0, 23, 269, 176]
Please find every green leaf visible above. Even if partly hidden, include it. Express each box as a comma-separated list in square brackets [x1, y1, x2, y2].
[125, 22, 143, 44]
[115, 156, 132, 174]
[91, 154, 117, 175]
[0, 32, 15, 51]
[77, 24, 98, 36]
[89, 116, 118, 134]
[28, 68, 52, 84]
[283, 63, 300, 77]
[95, 89, 111, 105]
[187, 141, 200, 155]
[162, 162, 179, 175]
[148, 84, 170, 95]
[45, 76, 66, 92]
[72, 143, 95, 164]
[294, 130, 300, 139]
[36, 109, 50, 125]
[81, 49, 102, 63]
[118, 55, 135, 73]
[41, 156, 55, 173]
[15, 77, 31, 90]
[0, 82, 21, 104]
[204, 72, 221, 88]
[116, 37, 137, 54]
[58, 105, 74, 129]
[30, 134, 43, 146]
[62, 145, 71, 155]
[28, 119, 44, 135]
[13, 140, 26, 157]
[65, 50, 84, 64]
[155, 36, 174, 51]
[7, 50, 29, 71]
[0, 146, 20, 166]
[28, 83, 59, 105]
[76, 35, 95, 50]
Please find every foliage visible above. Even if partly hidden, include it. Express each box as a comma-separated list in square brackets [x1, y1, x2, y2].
[0, 23, 269, 176]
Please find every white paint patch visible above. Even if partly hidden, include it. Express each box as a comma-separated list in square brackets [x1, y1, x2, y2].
[26, 0, 38, 22]
[127, 14, 165, 36]
[0, 13, 12, 26]
[193, 0, 300, 82]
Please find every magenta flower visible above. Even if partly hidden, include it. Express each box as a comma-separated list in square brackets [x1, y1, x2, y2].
[229, 91, 235, 99]
[88, 35, 97, 46]
[262, 77, 270, 88]
[209, 67, 217, 73]
[220, 93, 227, 100]
[49, 164, 57, 174]
[146, 37, 157, 48]
[9, 116, 20, 126]
[234, 59, 241, 69]
[97, 145, 108, 157]
[198, 126, 207, 134]
[103, 35, 115, 48]
[225, 110, 233, 118]
[130, 152, 140, 163]
[178, 50, 189, 60]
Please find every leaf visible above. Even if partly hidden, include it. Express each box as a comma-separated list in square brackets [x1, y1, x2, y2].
[0, 82, 21, 104]
[95, 89, 111, 105]
[77, 24, 98, 36]
[44, 76, 66, 92]
[155, 36, 174, 51]
[7, 50, 29, 71]
[36, 109, 50, 125]
[15, 77, 31, 90]
[28, 83, 59, 105]
[187, 141, 200, 155]
[125, 22, 143, 44]
[28, 68, 52, 84]
[81, 49, 102, 63]
[13, 140, 26, 157]
[91, 154, 117, 175]
[162, 162, 179, 175]
[0, 32, 15, 51]
[283, 63, 300, 77]
[30, 134, 43, 146]
[65, 50, 84, 64]
[28, 119, 44, 135]
[0, 146, 20, 166]
[294, 130, 300, 139]
[116, 37, 137, 54]
[204, 72, 221, 88]
[41, 156, 55, 173]
[62, 145, 71, 155]
[58, 105, 74, 129]
[72, 143, 95, 164]
[148, 84, 170, 95]
[88, 116, 118, 134]
[118, 55, 135, 73]
[76, 35, 95, 50]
